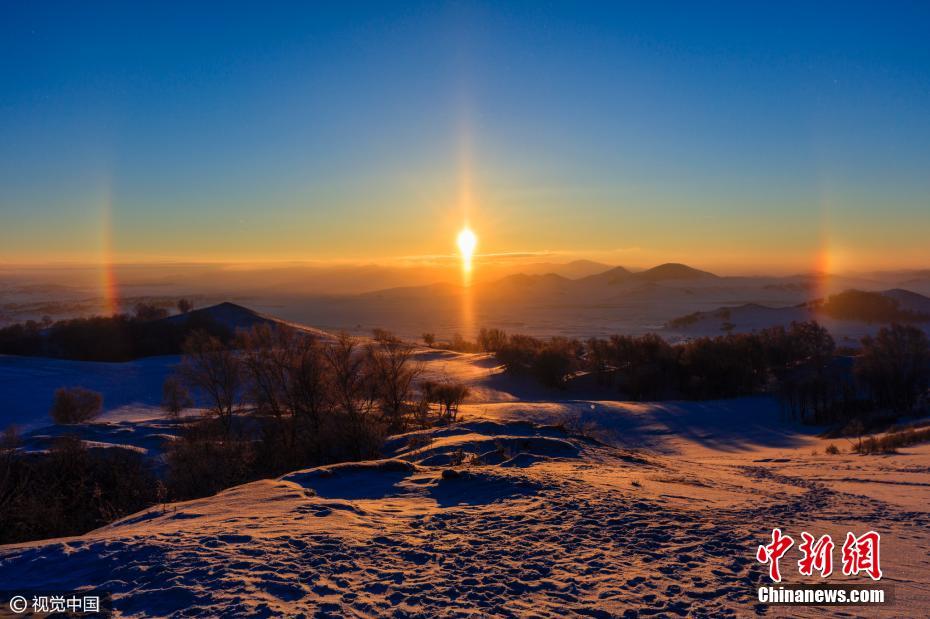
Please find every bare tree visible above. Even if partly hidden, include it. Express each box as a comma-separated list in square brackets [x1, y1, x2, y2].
[238, 325, 336, 462]
[422, 332, 436, 348]
[179, 331, 242, 433]
[372, 328, 399, 344]
[133, 303, 169, 322]
[367, 332, 421, 433]
[324, 333, 382, 459]
[161, 376, 193, 418]
[427, 382, 470, 424]
[325, 333, 373, 417]
[285, 333, 332, 430]
[238, 324, 290, 420]
[0, 427, 25, 533]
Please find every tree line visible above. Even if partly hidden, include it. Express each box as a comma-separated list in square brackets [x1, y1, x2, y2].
[0, 300, 212, 361]
[468, 322, 930, 425]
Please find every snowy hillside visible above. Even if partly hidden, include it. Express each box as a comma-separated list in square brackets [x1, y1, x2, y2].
[2, 344, 929, 616]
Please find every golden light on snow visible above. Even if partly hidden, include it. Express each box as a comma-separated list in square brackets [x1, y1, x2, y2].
[457, 228, 477, 273]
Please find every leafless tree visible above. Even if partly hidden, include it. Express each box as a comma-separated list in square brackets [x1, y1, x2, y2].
[420, 380, 469, 424]
[238, 325, 335, 461]
[161, 376, 193, 418]
[324, 332, 382, 459]
[238, 324, 291, 420]
[179, 331, 242, 433]
[0, 427, 25, 532]
[133, 303, 169, 322]
[367, 332, 421, 433]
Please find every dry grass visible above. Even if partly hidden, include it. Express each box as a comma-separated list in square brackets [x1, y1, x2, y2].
[854, 426, 930, 455]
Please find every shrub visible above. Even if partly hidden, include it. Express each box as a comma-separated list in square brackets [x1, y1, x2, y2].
[50, 387, 103, 424]
[825, 443, 840, 455]
[0, 437, 157, 544]
[477, 327, 508, 352]
[853, 426, 930, 455]
[166, 420, 256, 500]
[420, 380, 470, 423]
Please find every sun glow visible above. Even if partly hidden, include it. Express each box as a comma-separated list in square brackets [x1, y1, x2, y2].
[457, 227, 477, 272]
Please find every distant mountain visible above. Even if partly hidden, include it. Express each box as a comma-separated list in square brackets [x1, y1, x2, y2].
[666, 288, 930, 337]
[363, 262, 724, 307]
[633, 263, 718, 282]
[575, 266, 632, 286]
[495, 273, 571, 288]
[161, 302, 331, 338]
[514, 260, 614, 279]
[883, 288, 930, 315]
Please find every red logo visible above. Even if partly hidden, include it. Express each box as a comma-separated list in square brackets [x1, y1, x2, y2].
[841, 531, 882, 581]
[756, 529, 882, 582]
[756, 528, 794, 582]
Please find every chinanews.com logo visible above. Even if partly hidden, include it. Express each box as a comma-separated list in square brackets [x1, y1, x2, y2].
[754, 528, 893, 606]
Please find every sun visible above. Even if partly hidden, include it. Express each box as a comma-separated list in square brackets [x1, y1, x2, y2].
[457, 228, 477, 260]
[457, 227, 477, 275]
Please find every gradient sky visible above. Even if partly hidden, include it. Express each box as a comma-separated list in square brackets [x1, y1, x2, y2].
[2, 1, 929, 273]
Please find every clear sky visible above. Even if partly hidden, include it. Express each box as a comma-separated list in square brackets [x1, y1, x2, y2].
[2, 1, 929, 273]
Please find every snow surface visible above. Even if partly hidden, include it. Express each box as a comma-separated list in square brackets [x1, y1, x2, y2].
[0, 354, 180, 431]
[2, 347, 930, 616]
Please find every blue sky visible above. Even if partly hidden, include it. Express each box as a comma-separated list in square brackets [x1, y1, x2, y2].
[2, 1, 929, 271]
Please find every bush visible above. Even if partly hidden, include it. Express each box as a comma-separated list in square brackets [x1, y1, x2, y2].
[825, 443, 840, 455]
[0, 437, 158, 544]
[853, 426, 930, 455]
[50, 387, 103, 424]
[477, 328, 508, 352]
[420, 380, 470, 423]
[166, 420, 257, 500]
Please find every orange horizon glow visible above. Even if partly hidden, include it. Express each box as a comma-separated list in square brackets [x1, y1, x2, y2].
[99, 186, 120, 316]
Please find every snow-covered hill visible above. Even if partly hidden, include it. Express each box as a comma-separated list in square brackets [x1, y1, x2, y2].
[2, 318, 930, 616]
